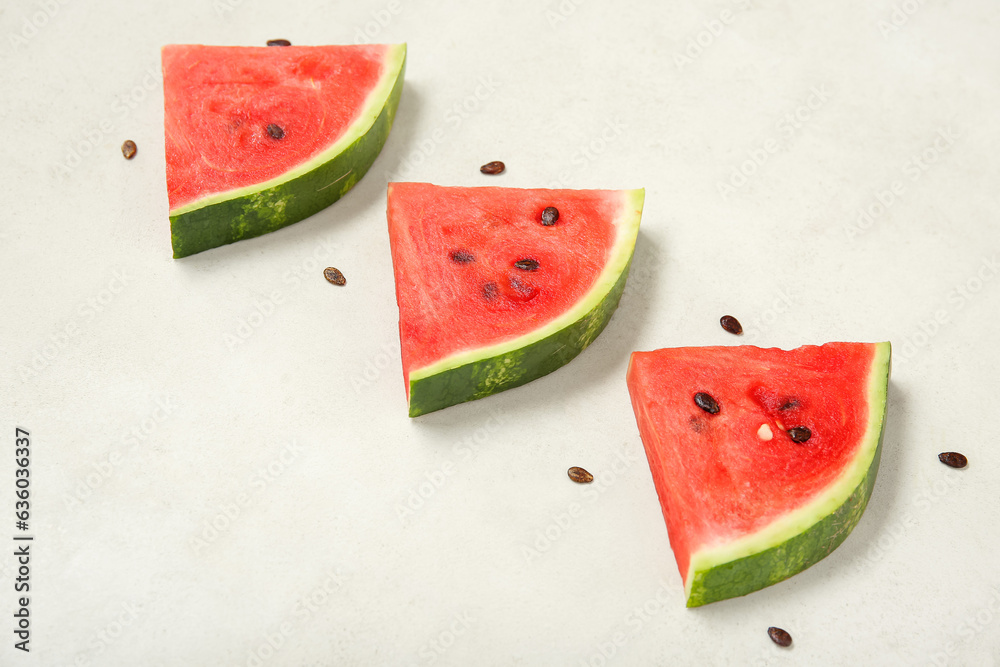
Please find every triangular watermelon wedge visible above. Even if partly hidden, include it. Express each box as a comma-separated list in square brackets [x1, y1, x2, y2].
[387, 183, 644, 417]
[162, 43, 406, 258]
[626, 342, 891, 607]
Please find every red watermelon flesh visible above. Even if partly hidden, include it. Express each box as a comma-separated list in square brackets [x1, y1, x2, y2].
[389, 184, 625, 393]
[387, 183, 644, 416]
[163, 44, 393, 210]
[626, 342, 891, 606]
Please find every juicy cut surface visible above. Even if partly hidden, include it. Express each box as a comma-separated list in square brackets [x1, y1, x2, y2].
[387, 184, 626, 386]
[626, 343, 876, 579]
[162, 44, 391, 210]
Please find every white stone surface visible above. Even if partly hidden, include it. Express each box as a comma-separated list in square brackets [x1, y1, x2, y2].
[1, 0, 999, 665]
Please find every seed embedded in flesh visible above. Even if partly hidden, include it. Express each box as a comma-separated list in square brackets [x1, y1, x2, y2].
[509, 276, 538, 299]
[514, 259, 539, 271]
[267, 123, 285, 140]
[450, 250, 475, 263]
[483, 281, 499, 301]
[720, 315, 743, 335]
[694, 392, 720, 415]
[567, 467, 594, 484]
[767, 627, 792, 647]
[938, 452, 968, 469]
[787, 426, 811, 443]
[541, 206, 559, 226]
[323, 267, 346, 286]
[121, 140, 137, 160]
[757, 424, 773, 441]
[480, 161, 505, 175]
[779, 400, 799, 411]
[267, 39, 292, 46]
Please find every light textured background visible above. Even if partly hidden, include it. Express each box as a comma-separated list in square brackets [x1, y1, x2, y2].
[2, 0, 999, 665]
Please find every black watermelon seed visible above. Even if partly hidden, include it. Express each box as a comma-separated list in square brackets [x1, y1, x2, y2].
[323, 267, 346, 286]
[267, 123, 285, 140]
[514, 259, 539, 271]
[787, 427, 811, 443]
[541, 206, 560, 226]
[694, 392, 720, 415]
[768, 627, 792, 647]
[121, 140, 137, 160]
[567, 467, 594, 484]
[480, 161, 505, 175]
[450, 250, 475, 263]
[267, 39, 292, 46]
[720, 315, 743, 335]
[483, 282, 499, 301]
[779, 400, 800, 411]
[938, 452, 968, 468]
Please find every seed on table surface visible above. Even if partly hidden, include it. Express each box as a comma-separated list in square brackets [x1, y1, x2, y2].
[514, 259, 539, 271]
[787, 427, 811, 443]
[720, 315, 743, 335]
[267, 123, 285, 140]
[323, 267, 346, 286]
[541, 206, 559, 226]
[694, 392, 720, 415]
[267, 39, 292, 46]
[480, 161, 505, 175]
[450, 250, 475, 263]
[567, 467, 594, 484]
[121, 140, 137, 160]
[938, 452, 968, 469]
[767, 627, 792, 647]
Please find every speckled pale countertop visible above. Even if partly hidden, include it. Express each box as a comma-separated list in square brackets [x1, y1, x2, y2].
[2, 1, 999, 665]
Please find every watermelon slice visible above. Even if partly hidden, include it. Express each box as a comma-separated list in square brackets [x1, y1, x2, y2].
[162, 43, 406, 258]
[626, 342, 891, 607]
[387, 183, 644, 417]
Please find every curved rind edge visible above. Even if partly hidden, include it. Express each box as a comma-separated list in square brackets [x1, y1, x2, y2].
[406, 190, 644, 417]
[684, 341, 892, 607]
[169, 44, 407, 258]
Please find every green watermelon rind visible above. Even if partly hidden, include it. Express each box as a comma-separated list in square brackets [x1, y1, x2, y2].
[684, 341, 892, 607]
[406, 189, 645, 418]
[168, 44, 407, 259]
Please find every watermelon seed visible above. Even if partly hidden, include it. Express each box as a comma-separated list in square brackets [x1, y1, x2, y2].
[121, 140, 137, 160]
[694, 392, 720, 415]
[767, 627, 792, 647]
[267, 123, 285, 140]
[480, 161, 505, 175]
[779, 400, 799, 411]
[757, 424, 773, 441]
[541, 206, 560, 226]
[938, 452, 968, 468]
[567, 467, 594, 484]
[483, 282, 499, 301]
[787, 427, 811, 443]
[323, 267, 346, 286]
[509, 276, 537, 299]
[267, 39, 292, 46]
[450, 250, 475, 263]
[720, 315, 743, 335]
[514, 259, 539, 271]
